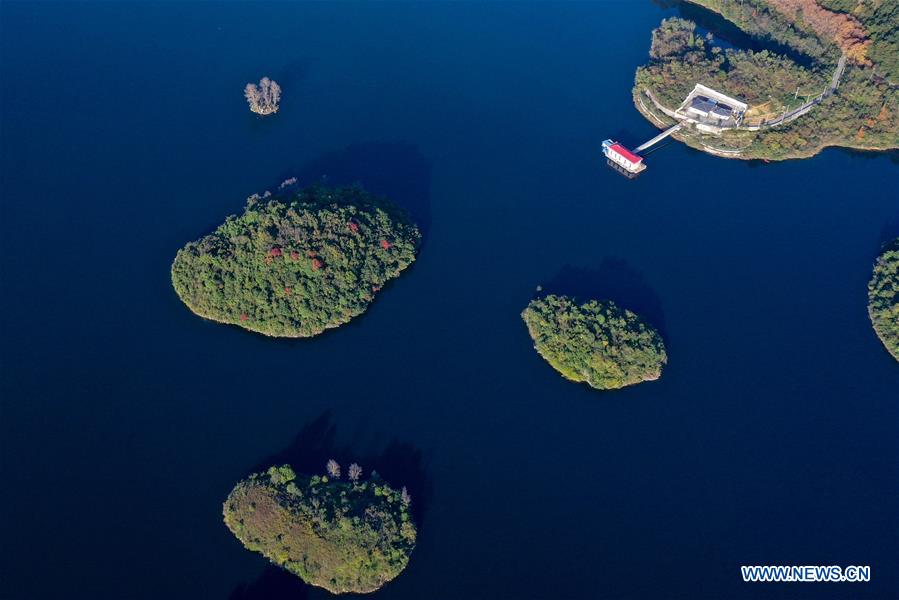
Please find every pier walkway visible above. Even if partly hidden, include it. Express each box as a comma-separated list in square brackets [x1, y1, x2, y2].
[634, 123, 681, 152]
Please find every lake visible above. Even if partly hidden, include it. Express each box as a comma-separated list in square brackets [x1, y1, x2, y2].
[1, 2, 897, 599]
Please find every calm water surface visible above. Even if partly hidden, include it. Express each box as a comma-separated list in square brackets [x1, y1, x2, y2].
[1, 2, 897, 599]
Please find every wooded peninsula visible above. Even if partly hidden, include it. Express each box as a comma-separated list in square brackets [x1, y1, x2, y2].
[633, 0, 898, 160]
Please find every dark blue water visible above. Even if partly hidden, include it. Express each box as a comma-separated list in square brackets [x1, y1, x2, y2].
[2, 2, 897, 599]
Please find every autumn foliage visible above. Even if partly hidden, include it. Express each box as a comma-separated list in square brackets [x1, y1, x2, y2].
[223, 465, 416, 594]
[634, 12, 898, 160]
[766, 0, 871, 63]
[171, 185, 421, 338]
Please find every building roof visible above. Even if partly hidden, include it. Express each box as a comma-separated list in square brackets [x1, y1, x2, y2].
[690, 98, 716, 114]
[692, 84, 747, 112]
[711, 105, 732, 118]
[610, 143, 642, 164]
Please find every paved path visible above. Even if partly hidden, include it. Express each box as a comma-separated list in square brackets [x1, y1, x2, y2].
[642, 54, 848, 131]
[758, 54, 846, 128]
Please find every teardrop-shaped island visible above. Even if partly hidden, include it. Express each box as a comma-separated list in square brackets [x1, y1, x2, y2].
[522, 294, 667, 390]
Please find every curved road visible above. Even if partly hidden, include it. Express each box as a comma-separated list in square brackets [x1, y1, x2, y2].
[762, 54, 846, 128]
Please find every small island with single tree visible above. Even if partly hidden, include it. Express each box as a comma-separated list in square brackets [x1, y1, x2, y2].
[521, 294, 667, 390]
[223, 462, 417, 595]
[868, 238, 899, 362]
[171, 184, 420, 337]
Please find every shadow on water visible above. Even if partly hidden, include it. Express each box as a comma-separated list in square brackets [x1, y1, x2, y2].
[251, 411, 433, 526]
[229, 411, 433, 598]
[539, 259, 667, 335]
[275, 58, 310, 92]
[649, 0, 816, 67]
[835, 146, 899, 165]
[276, 142, 433, 240]
[228, 567, 310, 600]
[878, 214, 899, 250]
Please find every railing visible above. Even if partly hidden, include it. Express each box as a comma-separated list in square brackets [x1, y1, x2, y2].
[635, 124, 682, 152]
[740, 54, 847, 129]
[641, 54, 847, 132]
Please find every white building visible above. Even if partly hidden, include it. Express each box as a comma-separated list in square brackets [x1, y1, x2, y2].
[602, 139, 646, 174]
[675, 84, 748, 131]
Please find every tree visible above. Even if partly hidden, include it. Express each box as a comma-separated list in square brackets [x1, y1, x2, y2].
[521, 295, 667, 390]
[633, 13, 899, 160]
[267, 464, 296, 485]
[348, 463, 362, 482]
[224, 467, 417, 594]
[326, 459, 341, 479]
[765, 0, 871, 64]
[400, 486, 411, 507]
[170, 185, 421, 338]
[868, 238, 899, 361]
[244, 76, 281, 115]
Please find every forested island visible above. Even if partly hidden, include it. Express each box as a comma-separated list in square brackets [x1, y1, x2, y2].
[634, 0, 898, 160]
[223, 463, 417, 594]
[521, 295, 667, 390]
[171, 185, 420, 337]
[868, 238, 899, 361]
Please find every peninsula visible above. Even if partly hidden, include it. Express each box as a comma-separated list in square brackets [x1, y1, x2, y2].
[868, 238, 899, 361]
[171, 184, 420, 337]
[521, 295, 667, 390]
[633, 0, 898, 160]
[223, 463, 417, 594]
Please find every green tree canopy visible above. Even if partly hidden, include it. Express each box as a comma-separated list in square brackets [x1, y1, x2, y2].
[634, 12, 899, 161]
[224, 464, 417, 594]
[521, 295, 667, 390]
[868, 238, 899, 361]
[171, 185, 420, 337]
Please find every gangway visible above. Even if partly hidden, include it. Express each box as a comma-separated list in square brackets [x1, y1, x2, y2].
[634, 123, 681, 153]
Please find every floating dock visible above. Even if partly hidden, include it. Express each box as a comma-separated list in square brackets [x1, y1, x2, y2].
[602, 139, 645, 174]
[602, 123, 681, 177]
